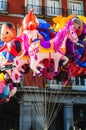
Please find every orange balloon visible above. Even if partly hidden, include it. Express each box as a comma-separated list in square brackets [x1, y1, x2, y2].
[22, 8, 39, 30]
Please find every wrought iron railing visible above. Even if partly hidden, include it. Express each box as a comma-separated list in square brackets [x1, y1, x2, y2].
[25, 5, 42, 15]
[71, 77, 86, 86]
[25, 4, 86, 17]
[67, 9, 85, 16]
[25, 5, 63, 16]
[46, 77, 86, 90]
[44, 6, 63, 16]
[0, 1, 8, 12]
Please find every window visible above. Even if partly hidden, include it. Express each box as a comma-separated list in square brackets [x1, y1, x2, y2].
[68, 0, 84, 15]
[71, 77, 86, 86]
[45, 0, 61, 16]
[25, 0, 42, 14]
[0, 0, 7, 11]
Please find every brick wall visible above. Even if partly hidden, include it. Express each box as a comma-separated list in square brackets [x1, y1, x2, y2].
[8, 0, 24, 14]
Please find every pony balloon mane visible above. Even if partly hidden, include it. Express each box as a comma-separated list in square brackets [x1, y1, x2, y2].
[52, 19, 75, 52]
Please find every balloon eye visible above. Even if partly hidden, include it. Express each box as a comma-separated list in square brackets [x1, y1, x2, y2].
[6, 32, 9, 34]
[77, 26, 81, 30]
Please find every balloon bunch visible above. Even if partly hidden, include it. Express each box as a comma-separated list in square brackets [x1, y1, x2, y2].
[0, 8, 50, 103]
[0, 22, 30, 103]
[21, 12, 80, 81]
[52, 15, 86, 86]
[20, 9, 86, 87]
[1, 8, 86, 104]
[0, 71, 17, 103]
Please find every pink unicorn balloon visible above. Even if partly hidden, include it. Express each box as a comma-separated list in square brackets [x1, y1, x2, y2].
[26, 21, 79, 76]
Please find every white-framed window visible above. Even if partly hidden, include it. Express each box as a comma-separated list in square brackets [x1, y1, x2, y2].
[45, 0, 61, 16]
[0, 0, 7, 11]
[67, 0, 83, 15]
[25, 0, 42, 14]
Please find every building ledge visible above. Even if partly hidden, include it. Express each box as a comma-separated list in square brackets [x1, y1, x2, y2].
[0, 10, 8, 15]
[72, 86, 86, 91]
[17, 86, 86, 96]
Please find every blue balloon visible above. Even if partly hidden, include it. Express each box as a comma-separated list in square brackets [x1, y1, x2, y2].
[0, 41, 4, 47]
[77, 40, 86, 67]
[37, 19, 56, 40]
[1, 85, 10, 99]
[39, 29, 51, 40]
[38, 19, 50, 29]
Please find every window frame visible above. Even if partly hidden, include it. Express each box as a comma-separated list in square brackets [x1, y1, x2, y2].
[67, 0, 83, 15]
[25, 0, 42, 14]
[0, 0, 7, 11]
[45, 0, 62, 16]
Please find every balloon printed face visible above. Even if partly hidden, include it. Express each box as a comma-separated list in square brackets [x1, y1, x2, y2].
[73, 22, 84, 36]
[72, 17, 84, 36]
[68, 25, 78, 43]
[1, 23, 16, 42]
[0, 22, 24, 65]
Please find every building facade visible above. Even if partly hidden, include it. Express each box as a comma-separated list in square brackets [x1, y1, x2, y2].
[0, 0, 86, 130]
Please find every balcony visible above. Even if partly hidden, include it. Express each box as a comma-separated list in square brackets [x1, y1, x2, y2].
[0, 1, 8, 12]
[44, 6, 63, 16]
[46, 77, 86, 91]
[71, 77, 86, 91]
[25, 4, 42, 15]
[25, 5, 63, 18]
[24, 5, 86, 18]
[67, 9, 86, 16]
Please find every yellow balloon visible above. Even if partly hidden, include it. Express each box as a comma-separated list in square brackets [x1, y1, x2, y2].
[0, 73, 4, 82]
[52, 14, 75, 32]
[77, 15, 86, 23]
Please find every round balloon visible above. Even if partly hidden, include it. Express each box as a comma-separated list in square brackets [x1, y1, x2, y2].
[77, 40, 86, 67]
[1, 84, 10, 99]
[0, 82, 4, 94]
[38, 19, 50, 29]
[0, 72, 4, 82]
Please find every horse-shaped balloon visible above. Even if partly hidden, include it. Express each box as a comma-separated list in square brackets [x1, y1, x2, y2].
[27, 21, 79, 77]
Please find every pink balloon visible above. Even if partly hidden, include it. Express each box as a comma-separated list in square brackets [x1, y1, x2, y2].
[0, 82, 4, 94]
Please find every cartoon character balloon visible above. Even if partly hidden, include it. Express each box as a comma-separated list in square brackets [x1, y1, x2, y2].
[0, 22, 25, 103]
[0, 22, 22, 65]
[0, 22, 29, 80]
[0, 71, 17, 103]
[22, 8, 43, 54]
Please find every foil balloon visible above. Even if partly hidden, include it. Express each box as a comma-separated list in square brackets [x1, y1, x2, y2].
[52, 14, 75, 32]
[23, 8, 39, 30]
[0, 22, 23, 65]
[38, 19, 50, 29]
[27, 21, 79, 78]
[37, 18, 55, 40]
[1, 84, 10, 99]
[76, 40, 86, 67]
[0, 72, 4, 82]
[22, 8, 43, 44]
[0, 82, 4, 94]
